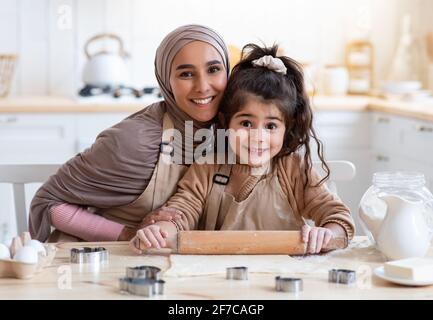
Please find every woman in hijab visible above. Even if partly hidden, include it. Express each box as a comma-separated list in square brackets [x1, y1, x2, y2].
[29, 24, 230, 242]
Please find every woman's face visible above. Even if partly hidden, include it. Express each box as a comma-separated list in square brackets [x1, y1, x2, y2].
[228, 96, 286, 167]
[169, 41, 227, 122]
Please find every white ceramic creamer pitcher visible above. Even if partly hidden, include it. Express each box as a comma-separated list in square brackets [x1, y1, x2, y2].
[359, 171, 433, 260]
[376, 195, 432, 260]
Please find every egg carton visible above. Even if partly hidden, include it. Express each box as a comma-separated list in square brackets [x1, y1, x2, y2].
[0, 232, 57, 279]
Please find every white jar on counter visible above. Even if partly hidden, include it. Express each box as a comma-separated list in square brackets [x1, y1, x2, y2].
[322, 65, 349, 96]
[349, 69, 372, 94]
[359, 171, 433, 260]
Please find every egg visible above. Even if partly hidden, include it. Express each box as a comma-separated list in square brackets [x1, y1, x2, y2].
[0, 243, 10, 260]
[13, 246, 38, 264]
[26, 239, 46, 256]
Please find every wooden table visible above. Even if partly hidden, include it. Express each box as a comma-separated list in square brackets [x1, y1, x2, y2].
[1, 237, 433, 300]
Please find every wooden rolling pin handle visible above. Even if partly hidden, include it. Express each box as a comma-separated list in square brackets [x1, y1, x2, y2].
[134, 231, 348, 255]
[176, 231, 348, 255]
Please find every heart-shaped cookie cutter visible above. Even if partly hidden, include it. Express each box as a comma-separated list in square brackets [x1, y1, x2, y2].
[328, 269, 356, 284]
[70, 247, 108, 264]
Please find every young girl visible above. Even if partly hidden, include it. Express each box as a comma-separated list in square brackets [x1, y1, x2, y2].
[131, 44, 355, 254]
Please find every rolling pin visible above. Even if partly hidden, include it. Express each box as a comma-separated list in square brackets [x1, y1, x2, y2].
[136, 230, 347, 255]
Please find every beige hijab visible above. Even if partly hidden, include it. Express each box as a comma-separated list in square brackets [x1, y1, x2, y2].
[29, 24, 229, 241]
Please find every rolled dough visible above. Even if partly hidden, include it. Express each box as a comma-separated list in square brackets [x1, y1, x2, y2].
[164, 254, 323, 277]
[164, 237, 376, 277]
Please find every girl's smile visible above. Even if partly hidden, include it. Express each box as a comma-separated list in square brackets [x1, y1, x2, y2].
[228, 95, 286, 167]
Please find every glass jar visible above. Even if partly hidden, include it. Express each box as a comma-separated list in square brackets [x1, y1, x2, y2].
[359, 171, 433, 245]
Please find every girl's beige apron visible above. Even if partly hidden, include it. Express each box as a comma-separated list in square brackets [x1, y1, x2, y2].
[200, 164, 304, 231]
[48, 113, 188, 242]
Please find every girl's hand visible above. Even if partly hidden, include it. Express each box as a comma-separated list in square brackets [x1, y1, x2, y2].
[301, 224, 334, 254]
[129, 224, 168, 254]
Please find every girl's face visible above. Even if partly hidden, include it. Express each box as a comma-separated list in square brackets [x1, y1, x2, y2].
[228, 96, 286, 167]
[169, 41, 227, 122]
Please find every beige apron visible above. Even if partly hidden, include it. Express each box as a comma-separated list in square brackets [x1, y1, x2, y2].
[200, 164, 304, 231]
[48, 113, 189, 242]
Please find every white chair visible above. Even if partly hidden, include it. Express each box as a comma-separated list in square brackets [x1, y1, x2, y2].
[313, 160, 356, 194]
[0, 164, 61, 234]
[307, 160, 356, 227]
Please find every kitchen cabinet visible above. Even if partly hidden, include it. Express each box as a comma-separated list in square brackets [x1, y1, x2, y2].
[0, 114, 76, 163]
[371, 112, 433, 186]
[401, 117, 433, 167]
[313, 111, 372, 232]
[370, 112, 399, 173]
[0, 113, 131, 163]
[76, 113, 129, 151]
[314, 111, 371, 149]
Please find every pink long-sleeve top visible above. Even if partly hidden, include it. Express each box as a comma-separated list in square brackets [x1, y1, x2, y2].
[49, 204, 124, 241]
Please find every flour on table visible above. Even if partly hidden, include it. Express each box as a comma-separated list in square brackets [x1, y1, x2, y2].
[164, 254, 324, 277]
[164, 237, 382, 277]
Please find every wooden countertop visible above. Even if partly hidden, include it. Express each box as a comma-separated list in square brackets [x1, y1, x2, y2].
[368, 98, 433, 122]
[311, 96, 433, 122]
[0, 95, 433, 122]
[0, 96, 161, 113]
[1, 236, 433, 300]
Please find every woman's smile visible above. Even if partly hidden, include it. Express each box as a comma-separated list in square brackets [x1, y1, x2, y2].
[190, 96, 215, 107]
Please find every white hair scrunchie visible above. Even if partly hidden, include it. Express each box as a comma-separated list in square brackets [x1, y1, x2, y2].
[251, 55, 287, 74]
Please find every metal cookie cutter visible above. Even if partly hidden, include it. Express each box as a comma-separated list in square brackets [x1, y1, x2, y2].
[126, 265, 161, 280]
[328, 269, 356, 284]
[70, 247, 108, 264]
[120, 265, 164, 297]
[119, 278, 165, 297]
[275, 276, 303, 293]
[226, 266, 248, 280]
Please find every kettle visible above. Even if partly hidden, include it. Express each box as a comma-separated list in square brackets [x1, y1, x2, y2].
[360, 195, 433, 260]
[82, 33, 130, 88]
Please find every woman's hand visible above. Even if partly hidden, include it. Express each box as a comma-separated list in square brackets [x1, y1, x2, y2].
[301, 224, 334, 254]
[138, 206, 183, 229]
[118, 226, 137, 241]
[119, 207, 183, 242]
